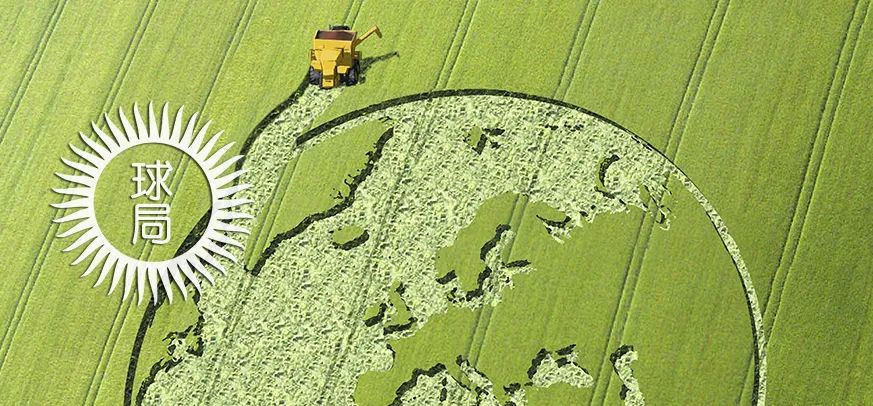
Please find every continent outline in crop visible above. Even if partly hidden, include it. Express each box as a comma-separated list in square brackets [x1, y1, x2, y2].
[125, 86, 767, 406]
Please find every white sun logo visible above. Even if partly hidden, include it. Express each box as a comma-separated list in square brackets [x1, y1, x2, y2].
[52, 103, 251, 304]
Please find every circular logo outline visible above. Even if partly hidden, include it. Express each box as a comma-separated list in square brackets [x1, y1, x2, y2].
[52, 102, 251, 304]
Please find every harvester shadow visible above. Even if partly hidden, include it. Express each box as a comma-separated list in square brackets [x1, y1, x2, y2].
[358, 51, 400, 84]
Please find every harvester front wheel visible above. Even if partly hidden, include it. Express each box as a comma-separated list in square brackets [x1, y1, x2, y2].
[343, 63, 359, 86]
[308, 67, 322, 85]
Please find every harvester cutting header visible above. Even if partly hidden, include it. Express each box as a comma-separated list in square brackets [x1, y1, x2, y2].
[309, 25, 382, 89]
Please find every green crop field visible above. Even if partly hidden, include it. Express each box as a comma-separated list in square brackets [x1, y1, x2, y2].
[1, 0, 872, 405]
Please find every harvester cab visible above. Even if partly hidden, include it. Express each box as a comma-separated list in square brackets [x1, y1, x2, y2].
[309, 25, 382, 89]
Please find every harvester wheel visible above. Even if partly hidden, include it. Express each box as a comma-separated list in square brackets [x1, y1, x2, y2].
[308, 67, 322, 85]
[330, 25, 351, 30]
[344, 63, 359, 86]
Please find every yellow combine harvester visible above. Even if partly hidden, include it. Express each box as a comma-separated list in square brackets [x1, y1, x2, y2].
[309, 25, 382, 89]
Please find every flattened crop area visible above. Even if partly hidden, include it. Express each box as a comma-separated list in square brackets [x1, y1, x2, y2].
[136, 91, 763, 405]
[1, 1, 872, 405]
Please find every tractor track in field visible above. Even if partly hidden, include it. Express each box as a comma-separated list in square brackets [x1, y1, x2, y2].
[193, 6, 375, 402]
[458, 0, 603, 394]
[241, 0, 364, 276]
[126, 87, 767, 405]
[745, 0, 870, 402]
[456, 1, 603, 393]
[0, 0, 158, 385]
[589, 1, 731, 404]
[554, 0, 599, 101]
[0, 0, 68, 148]
[763, 0, 869, 341]
[84, 1, 261, 404]
[435, 0, 479, 90]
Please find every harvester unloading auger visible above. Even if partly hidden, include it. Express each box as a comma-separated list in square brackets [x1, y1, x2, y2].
[309, 25, 382, 89]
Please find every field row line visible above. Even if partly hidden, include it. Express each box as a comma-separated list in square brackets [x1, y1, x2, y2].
[194, 2, 367, 400]
[70, 2, 167, 405]
[92, 1, 265, 404]
[0, 0, 68, 361]
[588, 0, 731, 404]
[435, 0, 479, 90]
[463, 2, 601, 397]
[747, 0, 871, 403]
[0, 0, 157, 382]
[241, 0, 362, 274]
[346, 0, 366, 30]
[555, 0, 599, 101]
[763, 0, 869, 337]
[0, 0, 68, 148]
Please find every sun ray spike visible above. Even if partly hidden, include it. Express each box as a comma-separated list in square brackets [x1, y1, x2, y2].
[209, 154, 243, 177]
[93, 253, 118, 287]
[61, 157, 98, 178]
[71, 238, 102, 265]
[55, 172, 96, 188]
[146, 266, 159, 305]
[208, 232, 245, 248]
[97, 255, 119, 288]
[57, 219, 92, 238]
[136, 264, 147, 304]
[204, 240, 237, 263]
[53, 209, 90, 224]
[119, 106, 138, 143]
[52, 187, 91, 197]
[171, 105, 185, 142]
[189, 119, 211, 152]
[178, 260, 202, 295]
[62, 228, 98, 253]
[104, 113, 128, 147]
[180, 112, 199, 146]
[197, 251, 227, 275]
[168, 263, 188, 301]
[70, 143, 103, 167]
[51, 198, 90, 210]
[119, 260, 135, 298]
[214, 170, 245, 188]
[91, 122, 118, 150]
[157, 266, 173, 304]
[160, 103, 171, 140]
[189, 257, 216, 285]
[214, 183, 251, 199]
[197, 131, 222, 160]
[214, 209, 254, 221]
[81, 247, 109, 278]
[79, 132, 110, 159]
[148, 102, 160, 139]
[214, 221, 250, 234]
[133, 103, 148, 140]
[215, 198, 253, 210]
[202, 137, 231, 166]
